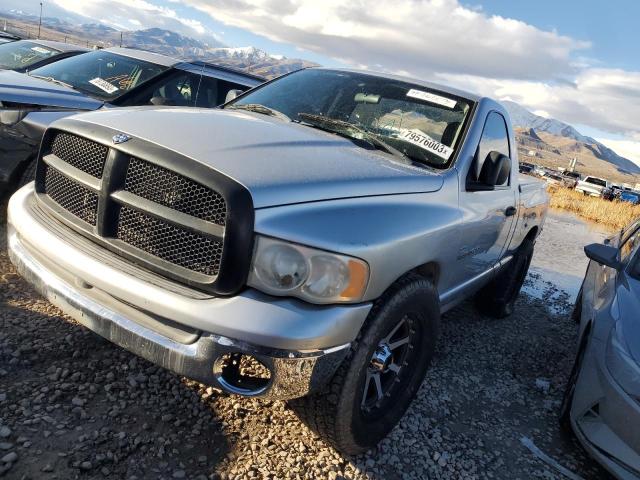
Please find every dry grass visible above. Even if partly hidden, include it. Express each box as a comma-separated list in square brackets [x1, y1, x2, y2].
[547, 185, 640, 231]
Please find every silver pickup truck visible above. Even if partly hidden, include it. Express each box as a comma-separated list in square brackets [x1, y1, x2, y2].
[7, 68, 548, 454]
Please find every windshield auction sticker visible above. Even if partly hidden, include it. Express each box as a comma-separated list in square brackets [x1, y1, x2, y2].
[401, 129, 454, 160]
[31, 46, 51, 54]
[89, 77, 119, 94]
[406, 89, 457, 109]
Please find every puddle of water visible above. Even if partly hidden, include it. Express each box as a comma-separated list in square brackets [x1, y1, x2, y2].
[523, 209, 611, 313]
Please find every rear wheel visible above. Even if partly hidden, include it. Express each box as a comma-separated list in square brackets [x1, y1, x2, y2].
[291, 274, 440, 454]
[475, 239, 535, 318]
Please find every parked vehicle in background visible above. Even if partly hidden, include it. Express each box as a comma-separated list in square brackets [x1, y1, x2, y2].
[575, 175, 610, 198]
[0, 46, 264, 197]
[0, 40, 88, 73]
[620, 191, 640, 205]
[561, 219, 640, 479]
[0, 32, 21, 44]
[560, 170, 581, 188]
[519, 162, 535, 174]
[8, 67, 548, 454]
[533, 165, 546, 177]
[544, 172, 565, 186]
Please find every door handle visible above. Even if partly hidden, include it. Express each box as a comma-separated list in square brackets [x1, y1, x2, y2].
[505, 206, 517, 217]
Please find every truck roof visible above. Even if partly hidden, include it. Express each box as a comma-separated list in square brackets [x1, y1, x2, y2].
[316, 67, 482, 103]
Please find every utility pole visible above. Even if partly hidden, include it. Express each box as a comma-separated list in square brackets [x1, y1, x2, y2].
[37, 2, 43, 39]
[120, 31, 123, 47]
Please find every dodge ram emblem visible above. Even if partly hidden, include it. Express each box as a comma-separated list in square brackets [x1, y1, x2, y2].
[112, 133, 131, 144]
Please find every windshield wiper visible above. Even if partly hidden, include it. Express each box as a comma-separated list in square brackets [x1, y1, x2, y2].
[227, 103, 291, 121]
[297, 113, 408, 161]
[28, 74, 76, 91]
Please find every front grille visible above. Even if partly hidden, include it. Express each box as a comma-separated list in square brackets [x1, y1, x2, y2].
[36, 126, 253, 293]
[117, 207, 223, 276]
[44, 167, 98, 225]
[50, 133, 108, 178]
[123, 158, 227, 226]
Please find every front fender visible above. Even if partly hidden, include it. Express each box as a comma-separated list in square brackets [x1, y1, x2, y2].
[254, 184, 461, 301]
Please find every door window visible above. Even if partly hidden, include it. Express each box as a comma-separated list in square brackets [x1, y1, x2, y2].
[474, 112, 510, 186]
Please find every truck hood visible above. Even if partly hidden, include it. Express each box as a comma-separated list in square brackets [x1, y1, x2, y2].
[0, 70, 103, 110]
[69, 107, 445, 208]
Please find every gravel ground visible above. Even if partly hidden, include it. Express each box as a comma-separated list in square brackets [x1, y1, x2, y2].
[0, 201, 612, 480]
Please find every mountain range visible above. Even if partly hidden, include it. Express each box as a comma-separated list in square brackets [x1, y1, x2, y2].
[503, 101, 640, 176]
[0, 10, 316, 78]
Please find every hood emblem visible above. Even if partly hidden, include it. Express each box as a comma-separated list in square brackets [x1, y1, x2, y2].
[112, 133, 131, 144]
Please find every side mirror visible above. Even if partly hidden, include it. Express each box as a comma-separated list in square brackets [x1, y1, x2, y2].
[225, 89, 244, 103]
[584, 243, 623, 270]
[467, 151, 511, 191]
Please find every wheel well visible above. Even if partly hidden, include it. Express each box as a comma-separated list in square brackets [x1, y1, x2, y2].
[525, 226, 539, 242]
[412, 262, 440, 288]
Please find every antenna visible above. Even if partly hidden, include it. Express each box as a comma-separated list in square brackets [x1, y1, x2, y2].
[193, 61, 206, 107]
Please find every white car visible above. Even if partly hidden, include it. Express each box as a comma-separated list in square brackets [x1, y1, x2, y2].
[575, 175, 609, 197]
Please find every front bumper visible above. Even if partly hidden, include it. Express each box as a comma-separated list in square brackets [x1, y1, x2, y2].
[8, 185, 372, 399]
[571, 336, 640, 479]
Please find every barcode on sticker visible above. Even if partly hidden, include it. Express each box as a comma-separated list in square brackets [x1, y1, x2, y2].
[406, 89, 457, 109]
[401, 129, 453, 160]
[89, 77, 119, 94]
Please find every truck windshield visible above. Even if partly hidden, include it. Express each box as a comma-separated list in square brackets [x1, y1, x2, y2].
[29, 50, 170, 101]
[226, 69, 473, 168]
[0, 40, 59, 70]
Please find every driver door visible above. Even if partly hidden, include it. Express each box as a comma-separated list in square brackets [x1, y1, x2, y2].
[457, 111, 517, 283]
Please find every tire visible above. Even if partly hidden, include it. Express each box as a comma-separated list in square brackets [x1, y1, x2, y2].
[291, 274, 440, 455]
[560, 327, 590, 432]
[17, 159, 37, 188]
[475, 238, 535, 318]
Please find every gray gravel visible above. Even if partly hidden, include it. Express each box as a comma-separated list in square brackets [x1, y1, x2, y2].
[0, 201, 611, 479]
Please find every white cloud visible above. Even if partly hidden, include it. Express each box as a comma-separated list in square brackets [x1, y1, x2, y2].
[181, 0, 589, 81]
[52, 0, 207, 35]
[436, 68, 640, 141]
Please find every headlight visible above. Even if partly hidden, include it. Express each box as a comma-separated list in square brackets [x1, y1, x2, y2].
[606, 321, 640, 400]
[248, 236, 369, 304]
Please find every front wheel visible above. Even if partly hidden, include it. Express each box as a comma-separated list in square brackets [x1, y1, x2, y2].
[291, 274, 440, 454]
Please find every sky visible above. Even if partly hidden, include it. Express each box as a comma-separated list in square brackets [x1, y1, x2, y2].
[4, 0, 640, 165]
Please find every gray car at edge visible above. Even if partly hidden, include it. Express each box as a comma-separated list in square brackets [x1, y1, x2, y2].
[562, 220, 640, 479]
[8, 67, 548, 453]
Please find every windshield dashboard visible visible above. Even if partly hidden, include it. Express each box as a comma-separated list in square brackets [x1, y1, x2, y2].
[30, 50, 170, 102]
